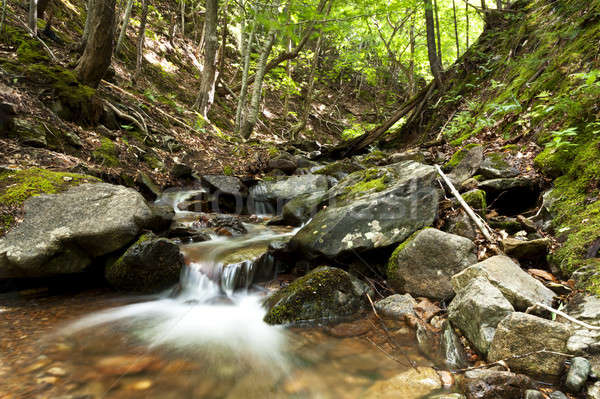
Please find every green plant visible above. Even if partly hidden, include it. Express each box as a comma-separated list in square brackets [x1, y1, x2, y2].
[545, 127, 579, 150]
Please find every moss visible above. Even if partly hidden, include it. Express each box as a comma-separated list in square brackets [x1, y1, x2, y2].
[534, 147, 573, 178]
[93, 137, 120, 168]
[16, 40, 50, 63]
[144, 154, 164, 170]
[387, 227, 430, 285]
[444, 144, 481, 170]
[486, 153, 510, 170]
[343, 168, 389, 198]
[462, 189, 487, 211]
[223, 165, 234, 176]
[314, 160, 363, 177]
[0, 168, 99, 236]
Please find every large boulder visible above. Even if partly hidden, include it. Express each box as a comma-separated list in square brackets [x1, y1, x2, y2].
[248, 174, 329, 215]
[387, 228, 477, 300]
[281, 191, 328, 226]
[487, 312, 572, 376]
[451, 255, 555, 311]
[200, 175, 248, 214]
[263, 266, 372, 325]
[105, 233, 184, 292]
[459, 369, 535, 399]
[0, 183, 154, 278]
[444, 144, 483, 185]
[479, 177, 540, 215]
[563, 294, 600, 354]
[478, 152, 519, 179]
[448, 277, 514, 356]
[288, 161, 439, 261]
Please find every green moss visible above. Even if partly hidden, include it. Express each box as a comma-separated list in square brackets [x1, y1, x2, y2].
[93, 138, 120, 167]
[0, 168, 99, 236]
[461, 189, 487, 211]
[343, 168, 389, 198]
[223, 165, 234, 176]
[16, 40, 50, 63]
[534, 147, 573, 178]
[387, 227, 430, 285]
[444, 144, 481, 170]
[314, 160, 363, 177]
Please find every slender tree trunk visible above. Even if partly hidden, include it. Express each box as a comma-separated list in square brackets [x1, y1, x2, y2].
[234, 11, 257, 132]
[409, 17, 415, 95]
[78, 0, 94, 51]
[481, 0, 487, 10]
[1, 0, 7, 35]
[169, 12, 176, 44]
[195, 0, 218, 117]
[283, 36, 292, 123]
[29, 0, 38, 36]
[434, 0, 442, 65]
[240, 28, 277, 139]
[180, 0, 185, 36]
[452, 0, 459, 58]
[496, 0, 502, 9]
[75, 0, 116, 88]
[133, 0, 148, 82]
[115, 0, 134, 54]
[424, 0, 442, 84]
[216, 0, 229, 80]
[465, 1, 469, 48]
[292, 33, 323, 139]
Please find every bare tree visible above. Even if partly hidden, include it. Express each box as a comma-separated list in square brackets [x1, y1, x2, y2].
[424, 0, 442, 84]
[452, 0, 460, 58]
[133, 0, 149, 82]
[75, 0, 117, 88]
[235, 3, 257, 132]
[28, 0, 38, 36]
[115, 0, 134, 54]
[195, 0, 219, 117]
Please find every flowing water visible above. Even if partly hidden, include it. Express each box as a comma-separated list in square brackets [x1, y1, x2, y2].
[0, 189, 445, 399]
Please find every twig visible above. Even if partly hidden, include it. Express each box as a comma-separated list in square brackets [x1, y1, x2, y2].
[435, 164, 497, 245]
[533, 302, 600, 331]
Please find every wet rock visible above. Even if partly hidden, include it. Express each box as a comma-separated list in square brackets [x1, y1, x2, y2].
[460, 369, 534, 399]
[263, 266, 372, 325]
[167, 225, 211, 243]
[374, 294, 417, 320]
[147, 203, 175, 232]
[448, 277, 514, 356]
[105, 233, 184, 292]
[441, 321, 468, 369]
[171, 163, 193, 179]
[479, 177, 540, 215]
[445, 144, 484, 185]
[451, 255, 555, 311]
[289, 161, 439, 261]
[502, 237, 550, 262]
[564, 357, 591, 393]
[326, 318, 371, 337]
[201, 175, 248, 213]
[95, 354, 162, 375]
[0, 183, 154, 278]
[488, 312, 571, 376]
[588, 381, 600, 399]
[388, 228, 477, 299]
[548, 392, 568, 399]
[206, 215, 247, 236]
[281, 191, 328, 226]
[478, 153, 519, 179]
[445, 210, 478, 241]
[268, 152, 298, 175]
[428, 394, 466, 399]
[416, 322, 442, 360]
[248, 174, 329, 215]
[314, 160, 365, 180]
[362, 367, 442, 399]
[524, 390, 545, 399]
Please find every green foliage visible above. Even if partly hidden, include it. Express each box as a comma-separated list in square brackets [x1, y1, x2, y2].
[545, 127, 579, 150]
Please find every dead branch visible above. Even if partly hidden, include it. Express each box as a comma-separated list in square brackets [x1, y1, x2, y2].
[532, 302, 600, 331]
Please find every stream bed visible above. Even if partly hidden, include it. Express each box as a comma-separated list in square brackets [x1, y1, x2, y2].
[0, 189, 454, 399]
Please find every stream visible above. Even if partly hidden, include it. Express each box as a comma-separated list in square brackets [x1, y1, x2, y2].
[0, 188, 450, 399]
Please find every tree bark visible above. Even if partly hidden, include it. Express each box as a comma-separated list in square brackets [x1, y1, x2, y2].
[133, 0, 148, 82]
[78, 0, 94, 51]
[452, 0, 460, 58]
[239, 28, 277, 139]
[424, 0, 442, 84]
[0, 0, 7, 35]
[195, 0, 218, 117]
[481, 0, 487, 10]
[37, 0, 51, 19]
[114, 0, 134, 54]
[234, 8, 257, 132]
[75, 0, 116, 88]
[180, 0, 185, 36]
[496, 0, 502, 9]
[465, 0, 469, 47]
[29, 0, 38, 36]
[409, 17, 415, 95]
[434, 0, 442, 65]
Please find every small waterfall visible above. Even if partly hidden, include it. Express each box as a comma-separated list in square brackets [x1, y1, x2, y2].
[248, 182, 275, 216]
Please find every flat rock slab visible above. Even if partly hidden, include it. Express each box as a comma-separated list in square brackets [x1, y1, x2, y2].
[488, 312, 572, 376]
[0, 183, 154, 278]
[452, 255, 555, 310]
[374, 294, 417, 320]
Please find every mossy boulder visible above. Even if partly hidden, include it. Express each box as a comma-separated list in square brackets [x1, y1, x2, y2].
[263, 266, 373, 325]
[444, 144, 484, 184]
[461, 189, 487, 212]
[313, 159, 364, 180]
[105, 233, 184, 292]
[92, 137, 120, 168]
[479, 152, 519, 179]
[8, 118, 47, 147]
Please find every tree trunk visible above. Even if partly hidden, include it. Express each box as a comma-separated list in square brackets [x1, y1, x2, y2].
[75, 0, 116, 88]
[115, 0, 134, 54]
[239, 28, 277, 139]
[234, 11, 257, 132]
[481, 0, 487, 10]
[78, 0, 94, 51]
[409, 17, 415, 95]
[28, 0, 38, 36]
[180, 0, 185, 36]
[452, 0, 459, 58]
[496, 0, 502, 9]
[38, 0, 50, 19]
[133, 0, 148, 82]
[434, 0, 442, 65]
[465, 0, 469, 47]
[424, 0, 442, 84]
[195, 0, 218, 117]
[1, 0, 7, 35]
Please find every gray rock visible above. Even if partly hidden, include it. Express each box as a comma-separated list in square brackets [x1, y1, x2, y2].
[289, 161, 439, 260]
[565, 295, 600, 354]
[147, 203, 175, 232]
[249, 174, 329, 215]
[281, 191, 328, 226]
[388, 228, 477, 299]
[105, 233, 184, 292]
[0, 183, 154, 278]
[478, 153, 519, 179]
[445, 210, 478, 241]
[171, 163, 193, 179]
[588, 381, 600, 399]
[460, 369, 534, 399]
[452, 255, 555, 310]
[564, 357, 591, 393]
[441, 320, 468, 369]
[524, 390, 545, 399]
[263, 266, 373, 325]
[502, 237, 550, 262]
[427, 394, 466, 399]
[374, 294, 417, 319]
[201, 175, 247, 196]
[448, 277, 514, 355]
[12, 117, 47, 147]
[313, 159, 364, 180]
[446, 145, 484, 185]
[479, 177, 539, 214]
[548, 392, 568, 399]
[488, 312, 571, 376]
[268, 152, 297, 175]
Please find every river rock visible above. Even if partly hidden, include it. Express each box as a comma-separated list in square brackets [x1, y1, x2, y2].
[445, 144, 484, 185]
[564, 294, 600, 354]
[445, 210, 478, 241]
[289, 161, 439, 261]
[281, 191, 328, 226]
[249, 174, 329, 215]
[460, 369, 535, 399]
[487, 312, 571, 376]
[105, 232, 184, 292]
[388, 228, 477, 299]
[427, 394, 466, 399]
[362, 367, 442, 399]
[524, 390, 545, 399]
[447, 277, 514, 356]
[502, 237, 550, 262]
[11, 117, 47, 147]
[263, 266, 372, 325]
[268, 152, 298, 175]
[548, 392, 568, 399]
[441, 321, 468, 369]
[374, 294, 417, 320]
[478, 153, 519, 179]
[564, 357, 591, 393]
[451, 255, 555, 310]
[201, 175, 248, 213]
[0, 183, 154, 278]
[588, 382, 600, 399]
